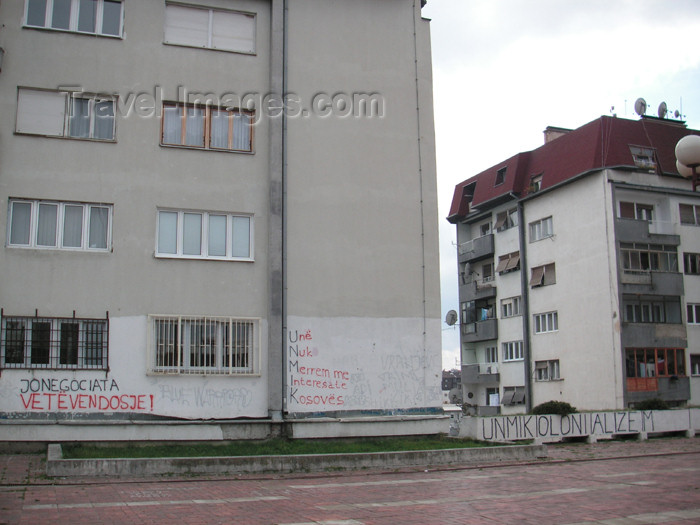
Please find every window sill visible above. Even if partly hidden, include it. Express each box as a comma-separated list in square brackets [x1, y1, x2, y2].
[163, 41, 256, 56]
[155, 253, 254, 263]
[15, 131, 117, 143]
[7, 244, 111, 253]
[159, 143, 254, 155]
[23, 25, 123, 39]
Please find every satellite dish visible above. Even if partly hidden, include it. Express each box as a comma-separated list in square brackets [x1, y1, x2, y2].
[675, 110, 681, 118]
[445, 310, 458, 326]
[658, 102, 668, 119]
[634, 98, 647, 116]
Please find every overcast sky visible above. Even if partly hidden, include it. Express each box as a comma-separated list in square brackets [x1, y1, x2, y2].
[420, 0, 700, 369]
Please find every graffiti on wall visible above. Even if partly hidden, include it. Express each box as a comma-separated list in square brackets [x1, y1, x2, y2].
[158, 384, 253, 410]
[287, 329, 350, 408]
[17, 377, 153, 412]
[480, 411, 656, 441]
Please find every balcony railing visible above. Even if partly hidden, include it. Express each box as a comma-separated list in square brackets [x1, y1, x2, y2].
[462, 362, 500, 386]
[461, 318, 498, 343]
[458, 234, 494, 262]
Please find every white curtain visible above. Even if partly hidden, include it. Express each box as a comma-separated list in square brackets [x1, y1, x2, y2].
[69, 98, 91, 138]
[37, 203, 58, 246]
[93, 100, 114, 140]
[10, 202, 32, 245]
[233, 114, 251, 151]
[162, 105, 182, 145]
[232, 216, 250, 258]
[183, 213, 202, 255]
[158, 211, 178, 254]
[62, 205, 83, 247]
[185, 107, 204, 147]
[210, 110, 229, 149]
[208, 215, 227, 256]
[88, 206, 109, 249]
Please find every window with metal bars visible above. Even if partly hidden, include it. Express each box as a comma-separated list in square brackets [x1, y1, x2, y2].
[150, 315, 259, 375]
[1, 311, 108, 369]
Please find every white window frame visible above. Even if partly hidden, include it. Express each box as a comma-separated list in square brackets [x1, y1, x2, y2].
[149, 315, 260, 375]
[7, 198, 112, 252]
[23, 0, 123, 37]
[16, 88, 116, 141]
[535, 360, 560, 381]
[485, 346, 498, 363]
[156, 209, 254, 261]
[529, 216, 553, 242]
[502, 340, 523, 362]
[619, 201, 654, 221]
[501, 296, 521, 318]
[530, 263, 556, 288]
[691, 355, 700, 376]
[534, 311, 558, 334]
[687, 303, 700, 325]
[679, 203, 700, 226]
[164, 3, 256, 54]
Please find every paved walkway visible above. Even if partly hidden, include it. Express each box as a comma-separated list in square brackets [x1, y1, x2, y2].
[1, 436, 699, 524]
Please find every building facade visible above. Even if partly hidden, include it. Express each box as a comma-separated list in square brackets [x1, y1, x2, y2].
[449, 115, 700, 414]
[0, 0, 442, 435]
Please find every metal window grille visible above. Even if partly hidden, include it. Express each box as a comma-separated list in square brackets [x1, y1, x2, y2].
[150, 315, 259, 375]
[0, 311, 109, 370]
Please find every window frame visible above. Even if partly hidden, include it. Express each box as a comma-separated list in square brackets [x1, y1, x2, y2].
[619, 201, 654, 221]
[16, 87, 117, 142]
[679, 203, 700, 226]
[623, 295, 682, 324]
[529, 216, 553, 242]
[625, 347, 686, 379]
[149, 314, 260, 375]
[7, 198, 112, 252]
[501, 296, 522, 318]
[535, 360, 561, 381]
[687, 303, 700, 325]
[1, 313, 109, 370]
[155, 209, 254, 261]
[496, 251, 520, 274]
[533, 311, 558, 334]
[684, 252, 700, 275]
[691, 355, 700, 376]
[529, 263, 556, 288]
[160, 102, 254, 153]
[485, 346, 498, 364]
[23, 0, 124, 38]
[620, 243, 679, 274]
[502, 340, 523, 362]
[629, 145, 658, 171]
[163, 3, 256, 55]
[494, 167, 506, 186]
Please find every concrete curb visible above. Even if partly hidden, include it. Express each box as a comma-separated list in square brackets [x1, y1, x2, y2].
[46, 443, 548, 478]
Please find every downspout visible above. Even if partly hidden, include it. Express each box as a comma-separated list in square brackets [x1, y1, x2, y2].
[517, 201, 533, 412]
[281, 0, 288, 417]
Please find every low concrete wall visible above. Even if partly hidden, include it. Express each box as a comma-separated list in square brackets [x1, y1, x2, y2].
[289, 415, 450, 438]
[457, 408, 700, 443]
[46, 442, 547, 478]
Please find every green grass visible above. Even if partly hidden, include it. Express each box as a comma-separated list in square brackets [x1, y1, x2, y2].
[62, 435, 490, 459]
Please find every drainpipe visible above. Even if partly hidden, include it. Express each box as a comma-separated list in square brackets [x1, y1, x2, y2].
[517, 201, 533, 412]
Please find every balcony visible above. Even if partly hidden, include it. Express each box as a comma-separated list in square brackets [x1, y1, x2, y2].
[626, 376, 690, 405]
[460, 277, 497, 302]
[461, 318, 498, 343]
[462, 362, 500, 386]
[458, 234, 494, 263]
[621, 323, 687, 349]
[620, 271, 684, 296]
[615, 218, 680, 245]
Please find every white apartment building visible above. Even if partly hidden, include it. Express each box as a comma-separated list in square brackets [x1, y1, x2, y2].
[449, 115, 700, 414]
[0, 0, 442, 440]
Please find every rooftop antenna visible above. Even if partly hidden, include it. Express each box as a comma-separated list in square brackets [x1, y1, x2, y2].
[634, 97, 647, 117]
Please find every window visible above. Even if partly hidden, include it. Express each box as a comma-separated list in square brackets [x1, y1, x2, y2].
[481, 263, 494, 283]
[620, 243, 678, 273]
[495, 251, 520, 274]
[529, 216, 553, 241]
[501, 296, 521, 318]
[502, 340, 523, 362]
[688, 303, 700, 324]
[684, 252, 700, 275]
[679, 204, 700, 226]
[150, 315, 259, 375]
[486, 387, 499, 406]
[629, 146, 657, 171]
[161, 103, 253, 152]
[494, 167, 506, 186]
[501, 386, 525, 406]
[8, 199, 111, 251]
[529, 263, 556, 288]
[164, 3, 255, 54]
[623, 296, 682, 324]
[529, 174, 542, 193]
[16, 88, 115, 141]
[485, 346, 498, 363]
[691, 355, 700, 376]
[479, 222, 492, 236]
[156, 209, 252, 260]
[535, 360, 560, 381]
[534, 311, 558, 334]
[626, 348, 686, 379]
[1, 313, 108, 369]
[619, 202, 654, 221]
[24, 0, 123, 36]
[494, 208, 518, 231]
